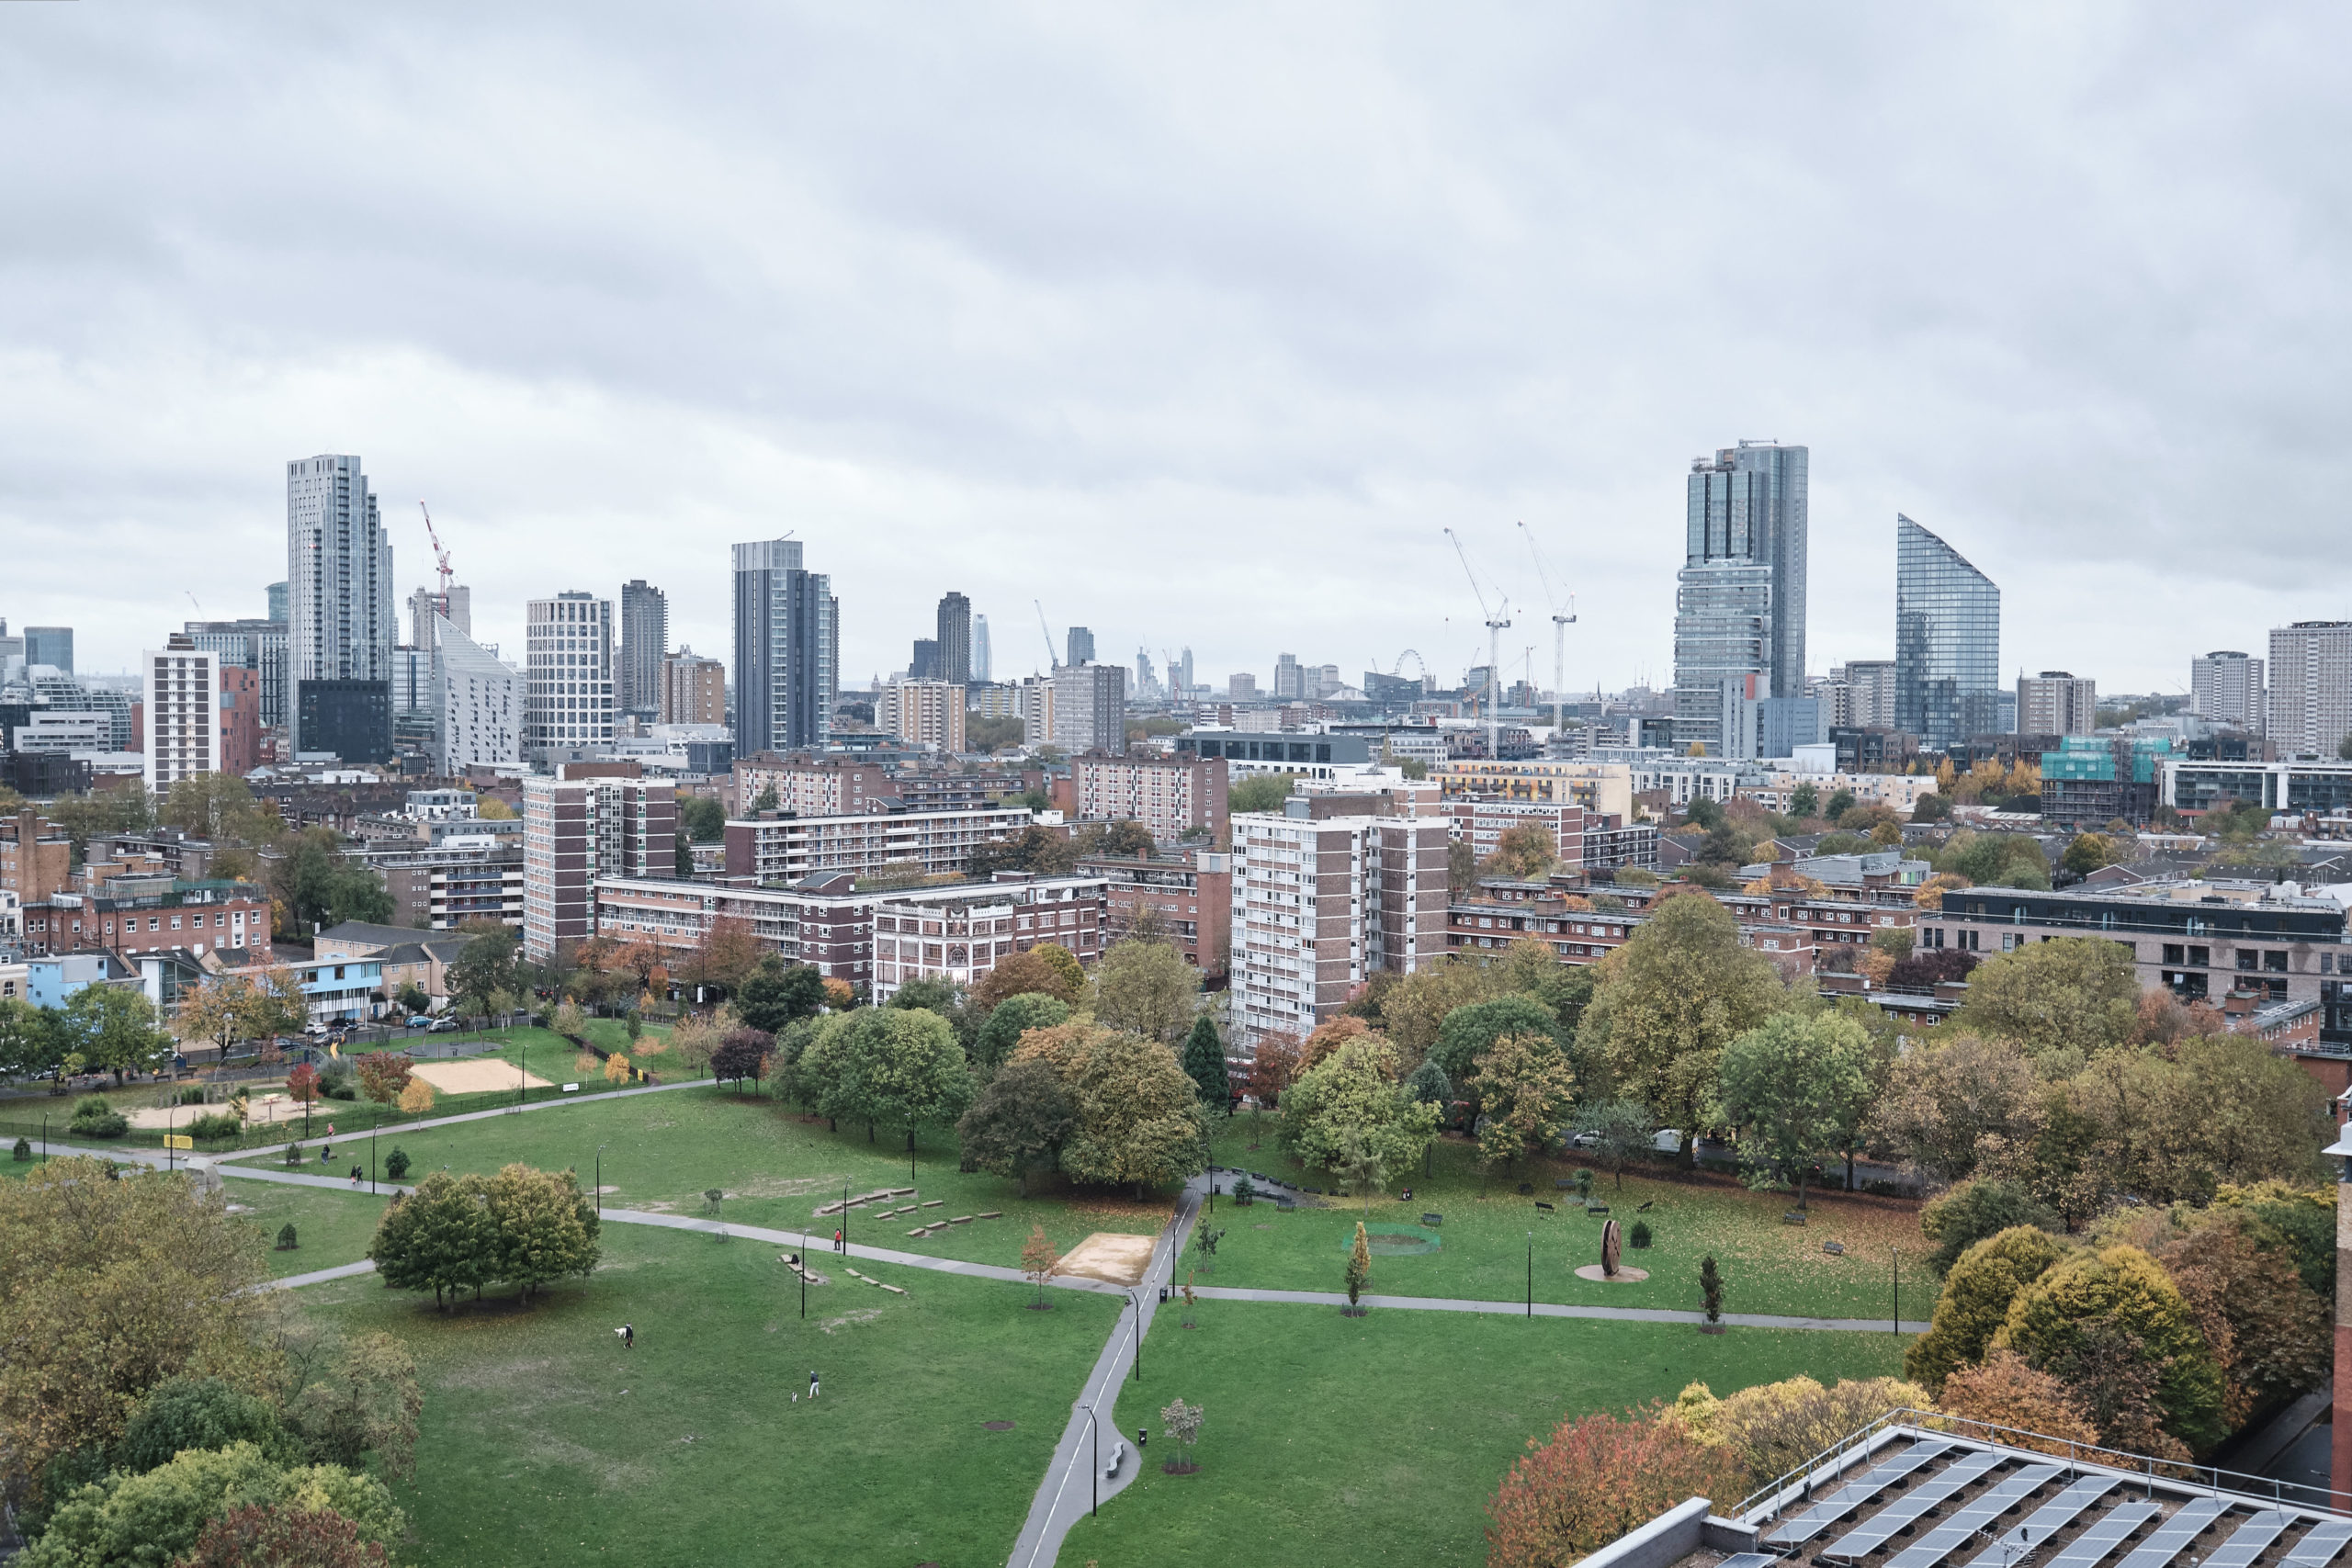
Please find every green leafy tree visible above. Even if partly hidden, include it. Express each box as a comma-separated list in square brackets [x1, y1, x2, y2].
[21, 1442, 401, 1568]
[112, 1376, 295, 1476]
[446, 930, 517, 1020]
[1227, 774, 1297, 814]
[1951, 936, 2145, 1063]
[1428, 994, 1557, 1112]
[2061, 832, 2119, 876]
[367, 1171, 499, 1311]
[1278, 1035, 1439, 1197]
[678, 795, 727, 841]
[735, 959, 826, 1033]
[1181, 1014, 1231, 1107]
[1713, 1011, 1878, 1210]
[1579, 893, 1784, 1165]
[0, 997, 67, 1080]
[1575, 1099, 1655, 1190]
[1345, 1221, 1372, 1310]
[1905, 1225, 2068, 1393]
[750, 784, 780, 812]
[886, 976, 960, 1016]
[1012, 1022, 1207, 1194]
[285, 1332, 424, 1482]
[484, 1163, 602, 1303]
[1473, 1032, 1578, 1173]
[859, 1006, 974, 1151]
[956, 1056, 1076, 1196]
[975, 993, 1072, 1074]
[63, 985, 174, 1080]
[1788, 782, 1819, 819]
[1090, 937, 1200, 1045]
[1919, 1180, 2061, 1274]
[1864, 1032, 2045, 1187]
[1994, 1243, 2226, 1452]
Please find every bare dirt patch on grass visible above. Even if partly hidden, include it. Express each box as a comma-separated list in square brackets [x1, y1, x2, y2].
[411, 1059, 552, 1095]
[819, 1308, 884, 1334]
[1059, 1232, 1158, 1286]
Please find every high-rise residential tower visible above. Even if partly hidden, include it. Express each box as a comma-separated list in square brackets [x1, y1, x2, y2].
[2191, 651, 2264, 731]
[434, 615, 522, 771]
[936, 592, 972, 685]
[1894, 514, 2000, 752]
[731, 539, 837, 755]
[526, 592, 616, 763]
[2018, 671, 2097, 737]
[1066, 626, 1095, 668]
[1672, 441, 1807, 751]
[286, 455, 395, 754]
[266, 582, 288, 626]
[618, 580, 669, 721]
[142, 636, 220, 793]
[2267, 624, 2352, 759]
[973, 615, 991, 682]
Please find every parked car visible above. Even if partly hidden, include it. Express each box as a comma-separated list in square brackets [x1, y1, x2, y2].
[429, 1017, 459, 1032]
[304, 1021, 329, 1037]
[404, 1015, 434, 1029]
[1651, 1128, 1683, 1153]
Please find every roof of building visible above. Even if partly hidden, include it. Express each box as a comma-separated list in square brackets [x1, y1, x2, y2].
[314, 921, 445, 952]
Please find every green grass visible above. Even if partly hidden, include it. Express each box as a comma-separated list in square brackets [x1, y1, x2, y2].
[294, 1220, 1119, 1567]
[226, 1179, 394, 1277]
[1062, 1302, 1909, 1567]
[235, 1085, 1171, 1268]
[1202, 1120, 1923, 1321]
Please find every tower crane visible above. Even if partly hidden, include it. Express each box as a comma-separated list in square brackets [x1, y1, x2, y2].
[1443, 527, 1510, 763]
[418, 502, 454, 599]
[1519, 520, 1577, 739]
[1034, 601, 1058, 671]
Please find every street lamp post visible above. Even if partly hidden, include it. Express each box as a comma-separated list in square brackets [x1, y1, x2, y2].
[1082, 1401, 1100, 1517]
[1892, 1247, 1900, 1336]
[842, 1179, 850, 1256]
[1127, 1291, 1141, 1382]
[1526, 1230, 1532, 1318]
[596, 1145, 606, 1217]
[371, 1109, 379, 1195]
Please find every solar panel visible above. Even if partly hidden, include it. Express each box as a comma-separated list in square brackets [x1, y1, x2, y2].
[2288, 1520, 2352, 1568]
[2111, 1497, 2233, 1568]
[1718, 1554, 1781, 1568]
[1959, 1475, 2121, 1568]
[1768, 1442, 1958, 1546]
[1878, 1464, 2063, 1568]
[2042, 1501, 2164, 1568]
[2202, 1511, 2295, 1568]
[1821, 1450, 2010, 1562]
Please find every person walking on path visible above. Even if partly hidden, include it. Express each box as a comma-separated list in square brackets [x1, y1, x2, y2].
[833, 1228, 843, 1254]
[808, 1369, 820, 1400]
[349, 1164, 362, 1187]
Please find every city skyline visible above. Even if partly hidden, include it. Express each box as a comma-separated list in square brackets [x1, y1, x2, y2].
[8, 11, 2352, 693]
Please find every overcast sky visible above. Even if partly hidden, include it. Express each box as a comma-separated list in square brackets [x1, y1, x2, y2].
[5, 4, 2347, 696]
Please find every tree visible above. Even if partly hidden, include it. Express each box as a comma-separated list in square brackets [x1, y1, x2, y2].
[678, 795, 726, 841]
[711, 1028, 774, 1089]
[974, 993, 1071, 1074]
[1180, 1014, 1230, 1108]
[1472, 1032, 1579, 1174]
[1865, 1032, 2046, 1186]
[174, 972, 298, 1059]
[484, 1163, 602, 1303]
[446, 930, 516, 1018]
[1951, 937, 2140, 1062]
[2062, 832, 2119, 876]
[368, 1171, 499, 1311]
[972, 947, 1083, 1011]
[1905, 1225, 2068, 1393]
[175, 1503, 391, 1568]
[1485, 1406, 1747, 1568]
[1579, 893, 1784, 1165]
[1012, 1022, 1207, 1194]
[1099, 819, 1155, 858]
[1936, 1351, 2099, 1451]
[1158, 1397, 1204, 1472]
[21, 1442, 401, 1568]
[1994, 1243, 2225, 1452]
[1483, 822, 1558, 881]
[1919, 1180, 2060, 1274]
[1090, 937, 1200, 1044]
[1021, 1224, 1061, 1305]
[112, 1376, 293, 1476]
[1575, 1100, 1655, 1190]
[886, 976, 960, 1016]
[160, 772, 270, 843]
[397, 1077, 436, 1115]
[0, 1157, 276, 1506]
[1713, 1011, 1877, 1209]
[602, 1050, 630, 1086]
[285, 1062, 322, 1109]
[1668, 1374, 1930, 1483]
[284, 1331, 424, 1482]
[1278, 1034, 1439, 1198]
[1428, 995, 1557, 1104]
[1243, 1032, 1299, 1111]
[688, 915, 761, 997]
[736, 960, 827, 1033]
[63, 985, 175, 1080]
[1374, 960, 1500, 1061]
[959, 1056, 1077, 1197]
[668, 1013, 721, 1078]
[354, 1053, 413, 1106]
[1344, 1222, 1372, 1312]
[1700, 1256, 1724, 1324]
[1227, 774, 1295, 814]
[271, 829, 394, 936]
[858, 1007, 973, 1150]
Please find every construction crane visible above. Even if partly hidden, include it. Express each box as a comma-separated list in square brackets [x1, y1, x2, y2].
[1443, 527, 1510, 763]
[418, 502, 454, 599]
[1033, 601, 1058, 671]
[1518, 520, 1577, 739]
[185, 591, 203, 615]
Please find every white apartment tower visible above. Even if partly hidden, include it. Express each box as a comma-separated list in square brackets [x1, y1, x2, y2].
[877, 679, 966, 752]
[1227, 796, 1448, 1048]
[2017, 671, 2098, 737]
[1051, 663, 1127, 754]
[2267, 623, 2352, 759]
[526, 592, 616, 763]
[286, 454, 395, 751]
[143, 637, 220, 793]
[2192, 651, 2264, 732]
[435, 614, 522, 771]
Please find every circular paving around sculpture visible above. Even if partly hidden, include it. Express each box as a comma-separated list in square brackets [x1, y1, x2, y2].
[1573, 1264, 1651, 1282]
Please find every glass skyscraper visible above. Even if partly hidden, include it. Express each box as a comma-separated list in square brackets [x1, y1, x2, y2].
[732, 539, 838, 755]
[286, 454, 395, 756]
[1672, 441, 1807, 751]
[1894, 513, 2000, 751]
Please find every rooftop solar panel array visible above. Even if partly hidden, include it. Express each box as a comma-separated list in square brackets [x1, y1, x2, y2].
[1959, 1476, 2121, 1568]
[1768, 1443, 1958, 1546]
[2042, 1500, 2164, 1568]
[2111, 1497, 2232, 1568]
[1878, 1464, 2064, 1568]
[1820, 1450, 2009, 1563]
[2289, 1520, 2352, 1568]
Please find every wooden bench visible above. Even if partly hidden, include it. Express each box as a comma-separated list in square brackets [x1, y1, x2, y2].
[949, 1215, 973, 1224]
[978, 1211, 1002, 1219]
[922, 1199, 944, 1208]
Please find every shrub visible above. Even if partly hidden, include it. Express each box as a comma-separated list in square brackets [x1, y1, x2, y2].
[1487, 1404, 1747, 1567]
[179, 1086, 208, 1105]
[1920, 1180, 2060, 1274]
[1668, 1375, 1930, 1483]
[73, 1094, 114, 1120]
[1936, 1350, 2098, 1452]
[187, 1111, 244, 1142]
[1230, 1174, 1255, 1205]
[384, 1147, 411, 1181]
[286, 1142, 306, 1166]
[1700, 1256, 1723, 1323]
[1907, 1225, 2069, 1393]
[11, 1137, 28, 1162]
[1628, 1220, 1651, 1249]
[72, 1109, 130, 1139]
[326, 1082, 358, 1100]
[277, 1224, 300, 1251]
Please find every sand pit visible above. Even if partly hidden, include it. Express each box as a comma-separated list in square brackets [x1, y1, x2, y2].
[130, 1092, 311, 1130]
[1057, 1232, 1158, 1286]
[411, 1059, 551, 1095]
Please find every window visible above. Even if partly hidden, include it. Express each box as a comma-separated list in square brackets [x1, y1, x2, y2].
[2236, 950, 2257, 971]
[2164, 943, 2185, 965]
[2264, 950, 2289, 973]
[2188, 946, 2210, 967]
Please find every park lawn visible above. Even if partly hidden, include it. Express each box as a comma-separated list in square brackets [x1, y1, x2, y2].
[232, 1084, 1173, 1268]
[293, 1221, 1119, 1568]
[222, 1179, 394, 1277]
[1202, 1121, 1923, 1322]
[1061, 1303, 1909, 1568]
